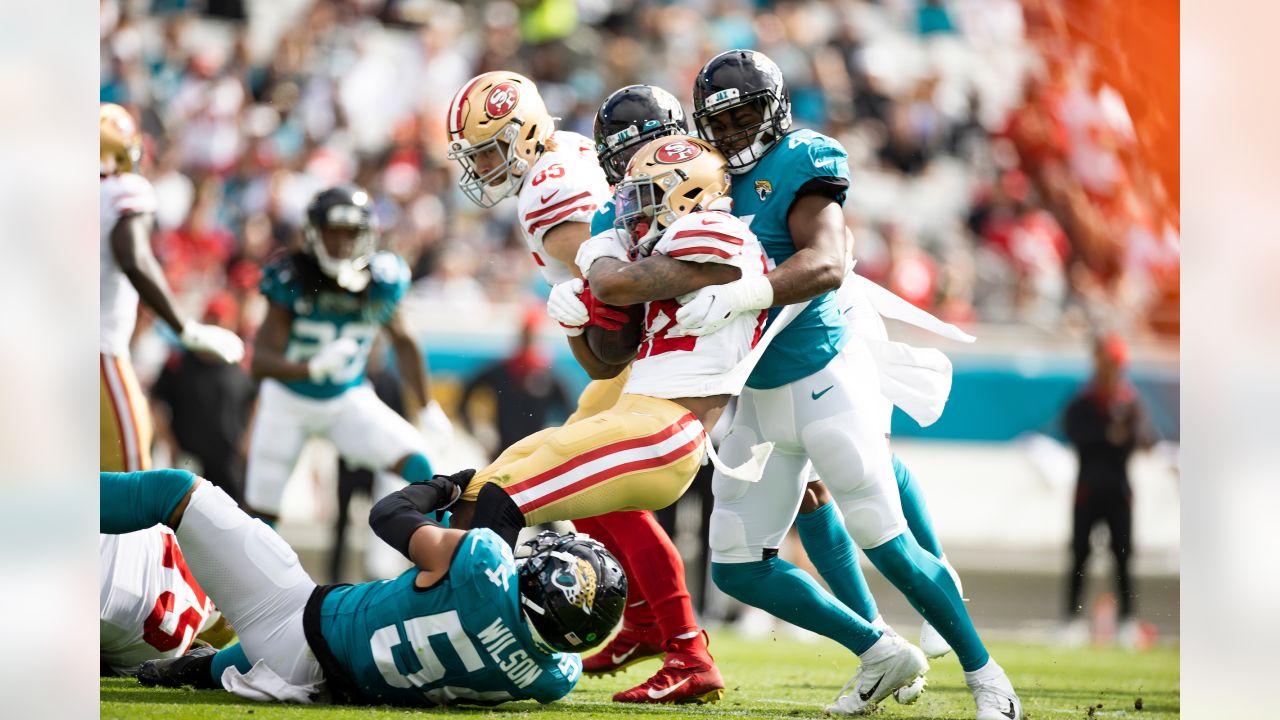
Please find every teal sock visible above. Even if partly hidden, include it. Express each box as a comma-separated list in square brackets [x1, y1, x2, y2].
[398, 453, 433, 483]
[712, 557, 881, 655]
[864, 534, 989, 671]
[795, 502, 879, 621]
[894, 455, 944, 558]
[210, 642, 252, 684]
[100, 470, 196, 534]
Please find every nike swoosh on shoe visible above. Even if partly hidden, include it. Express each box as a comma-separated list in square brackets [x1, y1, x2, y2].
[858, 675, 884, 702]
[647, 677, 692, 700]
[611, 646, 640, 665]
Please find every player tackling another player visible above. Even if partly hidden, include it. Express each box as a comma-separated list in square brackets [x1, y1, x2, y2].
[106, 469, 625, 706]
[443, 71, 727, 703]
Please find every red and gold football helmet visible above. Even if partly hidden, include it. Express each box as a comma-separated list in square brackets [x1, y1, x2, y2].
[100, 103, 142, 176]
[446, 71, 554, 208]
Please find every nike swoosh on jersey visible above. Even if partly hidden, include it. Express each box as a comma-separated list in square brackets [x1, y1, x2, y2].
[858, 674, 884, 702]
[700, 217, 719, 225]
[811, 385, 834, 400]
[647, 676, 692, 700]
[814, 158, 836, 168]
[540, 191, 558, 204]
[611, 645, 641, 665]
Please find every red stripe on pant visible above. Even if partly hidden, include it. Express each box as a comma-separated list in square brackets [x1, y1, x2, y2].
[574, 511, 697, 644]
[516, 431, 704, 514]
[102, 355, 140, 471]
[505, 412, 699, 497]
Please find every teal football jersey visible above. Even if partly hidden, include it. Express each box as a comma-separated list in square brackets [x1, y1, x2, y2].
[259, 251, 410, 399]
[589, 197, 618, 236]
[316, 529, 581, 707]
[731, 129, 850, 389]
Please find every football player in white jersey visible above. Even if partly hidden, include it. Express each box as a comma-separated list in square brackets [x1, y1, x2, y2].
[444, 73, 726, 702]
[100, 527, 232, 676]
[99, 103, 243, 472]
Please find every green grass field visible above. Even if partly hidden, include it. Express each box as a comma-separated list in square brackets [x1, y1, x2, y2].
[101, 635, 1178, 720]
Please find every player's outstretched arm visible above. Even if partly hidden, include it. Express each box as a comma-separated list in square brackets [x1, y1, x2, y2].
[250, 302, 311, 382]
[110, 212, 187, 334]
[769, 194, 848, 305]
[588, 254, 741, 307]
[384, 310, 429, 419]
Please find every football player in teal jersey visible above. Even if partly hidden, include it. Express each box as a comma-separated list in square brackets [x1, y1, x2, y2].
[244, 186, 437, 525]
[105, 468, 625, 706]
[670, 50, 1024, 720]
[589, 86, 960, 665]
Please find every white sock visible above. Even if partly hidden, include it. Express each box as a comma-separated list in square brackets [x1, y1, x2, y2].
[963, 657, 1003, 686]
[859, 632, 899, 663]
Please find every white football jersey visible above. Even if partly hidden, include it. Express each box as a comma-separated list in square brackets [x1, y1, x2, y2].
[515, 131, 610, 285]
[100, 528, 218, 675]
[100, 172, 157, 356]
[625, 211, 769, 399]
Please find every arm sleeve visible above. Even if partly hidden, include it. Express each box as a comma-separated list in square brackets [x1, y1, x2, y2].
[656, 213, 750, 265]
[788, 134, 851, 206]
[259, 257, 296, 307]
[518, 157, 607, 243]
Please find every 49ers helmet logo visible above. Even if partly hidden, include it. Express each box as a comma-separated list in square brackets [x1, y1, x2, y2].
[485, 82, 520, 119]
[655, 140, 702, 163]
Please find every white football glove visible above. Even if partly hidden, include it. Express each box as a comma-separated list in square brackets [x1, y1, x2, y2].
[180, 321, 245, 364]
[574, 228, 630, 278]
[307, 337, 360, 383]
[673, 276, 774, 337]
[547, 278, 589, 336]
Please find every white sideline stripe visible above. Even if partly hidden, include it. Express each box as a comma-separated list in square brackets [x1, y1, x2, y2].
[507, 423, 704, 508]
[102, 357, 139, 470]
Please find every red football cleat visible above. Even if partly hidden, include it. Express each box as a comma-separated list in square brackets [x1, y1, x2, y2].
[582, 625, 665, 677]
[611, 644, 725, 704]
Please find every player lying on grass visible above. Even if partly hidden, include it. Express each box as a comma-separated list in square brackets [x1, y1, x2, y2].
[103, 469, 625, 707]
[100, 526, 235, 677]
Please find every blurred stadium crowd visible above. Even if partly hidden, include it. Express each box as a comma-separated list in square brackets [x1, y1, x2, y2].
[100, 0, 1179, 383]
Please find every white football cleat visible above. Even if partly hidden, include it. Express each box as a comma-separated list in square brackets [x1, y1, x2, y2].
[967, 663, 1023, 720]
[893, 675, 927, 704]
[920, 620, 952, 659]
[920, 555, 965, 658]
[825, 634, 928, 716]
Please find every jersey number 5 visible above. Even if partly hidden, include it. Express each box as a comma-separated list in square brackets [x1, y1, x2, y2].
[371, 611, 486, 688]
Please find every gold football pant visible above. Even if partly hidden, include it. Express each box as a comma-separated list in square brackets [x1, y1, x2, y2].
[100, 353, 153, 471]
[462, 365, 631, 502]
[465, 394, 706, 525]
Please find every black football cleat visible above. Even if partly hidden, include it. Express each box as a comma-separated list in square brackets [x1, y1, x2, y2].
[136, 644, 220, 689]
